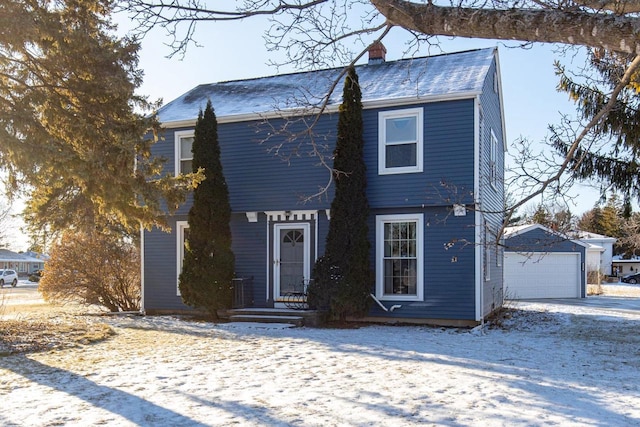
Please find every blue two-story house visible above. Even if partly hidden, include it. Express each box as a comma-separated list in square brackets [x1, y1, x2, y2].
[142, 45, 505, 326]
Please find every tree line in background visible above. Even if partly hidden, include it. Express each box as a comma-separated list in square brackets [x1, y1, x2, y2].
[521, 194, 640, 258]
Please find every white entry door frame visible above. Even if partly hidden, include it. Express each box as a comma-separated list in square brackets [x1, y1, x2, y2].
[273, 223, 311, 300]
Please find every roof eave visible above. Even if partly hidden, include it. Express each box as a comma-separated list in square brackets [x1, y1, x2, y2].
[159, 91, 482, 129]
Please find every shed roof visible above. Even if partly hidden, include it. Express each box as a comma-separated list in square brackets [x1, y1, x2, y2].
[157, 48, 497, 125]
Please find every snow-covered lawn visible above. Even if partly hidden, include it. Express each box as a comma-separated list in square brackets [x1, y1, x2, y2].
[1, 285, 639, 426]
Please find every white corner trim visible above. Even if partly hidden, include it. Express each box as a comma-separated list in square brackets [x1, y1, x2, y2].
[325, 209, 331, 220]
[176, 220, 189, 297]
[140, 224, 145, 314]
[475, 208, 483, 322]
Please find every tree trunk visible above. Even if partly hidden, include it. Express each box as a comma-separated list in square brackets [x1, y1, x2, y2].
[371, 0, 640, 54]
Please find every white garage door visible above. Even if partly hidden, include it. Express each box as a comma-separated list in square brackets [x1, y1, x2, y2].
[504, 252, 581, 299]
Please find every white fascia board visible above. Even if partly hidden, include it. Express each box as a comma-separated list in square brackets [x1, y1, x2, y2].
[492, 48, 508, 153]
[159, 91, 481, 129]
[474, 96, 481, 205]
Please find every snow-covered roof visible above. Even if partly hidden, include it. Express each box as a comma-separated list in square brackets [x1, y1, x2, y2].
[586, 242, 604, 252]
[504, 224, 589, 248]
[571, 230, 617, 242]
[157, 48, 496, 126]
[0, 249, 44, 263]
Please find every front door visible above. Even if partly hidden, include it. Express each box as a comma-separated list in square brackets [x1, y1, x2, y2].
[274, 223, 310, 300]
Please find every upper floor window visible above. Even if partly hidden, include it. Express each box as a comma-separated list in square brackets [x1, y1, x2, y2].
[378, 108, 423, 175]
[175, 130, 194, 175]
[490, 129, 498, 189]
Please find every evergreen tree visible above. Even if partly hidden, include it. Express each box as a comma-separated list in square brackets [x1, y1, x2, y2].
[554, 51, 640, 206]
[179, 101, 235, 318]
[0, 0, 197, 237]
[528, 203, 574, 231]
[308, 66, 371, 320]
[578, 196, 623, 238]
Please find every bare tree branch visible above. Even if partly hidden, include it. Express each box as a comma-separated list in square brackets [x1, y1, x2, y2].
[499, 54, 640, 238]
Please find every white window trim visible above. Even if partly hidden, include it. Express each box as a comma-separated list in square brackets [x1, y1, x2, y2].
[375, 213, 424, 301]
[174, 130, 194, 177]
[378, 108, 424, 175]
[490, 129, 498, 190]
[176, 221, 189, 296]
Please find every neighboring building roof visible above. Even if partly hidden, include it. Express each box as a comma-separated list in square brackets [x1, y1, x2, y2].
[157, 48, 497, 125]
[586, 243, 605, 252]
[570, 230, 617, 242]
[612, 255, 640, 262]
[23, 250, 50, 261]
[0, 248, 44, 263]
[504, 224, 589, 248]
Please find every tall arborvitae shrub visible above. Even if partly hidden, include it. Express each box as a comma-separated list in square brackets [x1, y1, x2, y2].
[179, 100, 235, 318]
[308, 66, 372, 320]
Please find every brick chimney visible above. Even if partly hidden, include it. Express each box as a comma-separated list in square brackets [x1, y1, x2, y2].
[368, 41, 387, 64]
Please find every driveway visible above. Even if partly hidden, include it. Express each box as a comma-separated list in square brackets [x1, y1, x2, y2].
[516, 283, 640, 316]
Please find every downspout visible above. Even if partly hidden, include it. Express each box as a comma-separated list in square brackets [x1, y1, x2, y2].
[369, 293, 402, 312]
[139, 223, 146, 315]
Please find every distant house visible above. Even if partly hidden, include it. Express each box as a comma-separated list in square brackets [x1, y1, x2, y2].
[0, 249, 45, 276]
[571, 231, 616, 276]
[612, 257, 640, 277]
[142, 46, 506, 325]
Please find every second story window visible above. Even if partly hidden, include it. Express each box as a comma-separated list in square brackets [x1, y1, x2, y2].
[490, 129, 498, 189]
[175, 130, 194, 175]
[378, 107, 423, 175]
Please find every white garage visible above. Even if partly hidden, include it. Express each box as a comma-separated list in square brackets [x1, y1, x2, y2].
[504, 224, 587, 300]
[504, 252, 582, 299]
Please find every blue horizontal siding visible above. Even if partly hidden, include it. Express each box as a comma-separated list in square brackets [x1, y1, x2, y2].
[364, 100, 476, 209]
[143, 216, 189, 311]
[147, 94, 493, 320]
[367, 206, 477, 321]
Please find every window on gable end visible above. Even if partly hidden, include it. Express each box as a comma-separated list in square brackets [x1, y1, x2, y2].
[175, 130, 194, 176]
[490, 129, 498, 189]
[378, 108, 423, 175]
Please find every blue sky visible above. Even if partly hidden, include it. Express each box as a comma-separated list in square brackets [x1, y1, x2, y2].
[4, 10, 604, 251]
[130, 16, 600, 213]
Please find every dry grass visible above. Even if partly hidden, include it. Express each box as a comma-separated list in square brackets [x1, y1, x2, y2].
[0, 286, 115, 355]
[0, 314, 114, 355]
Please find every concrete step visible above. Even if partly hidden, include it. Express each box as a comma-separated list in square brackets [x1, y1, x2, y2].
[229, 314, 304, 327]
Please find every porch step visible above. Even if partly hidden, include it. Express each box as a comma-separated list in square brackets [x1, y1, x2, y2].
[229, 314, 304, 327]
[224, 308, 322, 327]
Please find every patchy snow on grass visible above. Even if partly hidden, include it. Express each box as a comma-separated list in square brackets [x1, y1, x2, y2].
[1, 285, 639, 426]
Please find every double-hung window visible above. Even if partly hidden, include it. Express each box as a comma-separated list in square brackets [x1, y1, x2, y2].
[376, 214, 424, 301]
[175, 130, 195, 175]
[378, 108, 423, 174]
